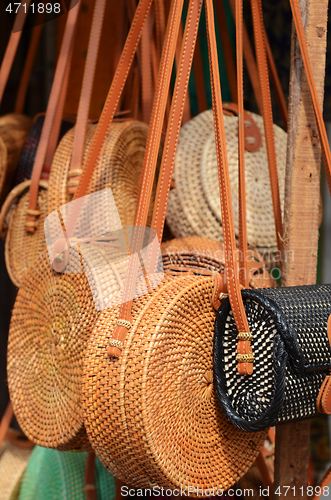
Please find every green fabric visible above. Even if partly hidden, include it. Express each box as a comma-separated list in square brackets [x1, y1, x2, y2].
[18, 447, 116, 500]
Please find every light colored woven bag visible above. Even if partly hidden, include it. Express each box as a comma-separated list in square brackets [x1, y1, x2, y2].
[0, 437, 33, 500]
[166, 108, 287, 269]
[0, 14, 44, 207]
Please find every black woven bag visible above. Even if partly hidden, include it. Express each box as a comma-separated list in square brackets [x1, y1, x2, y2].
[213, 284, 331, 432]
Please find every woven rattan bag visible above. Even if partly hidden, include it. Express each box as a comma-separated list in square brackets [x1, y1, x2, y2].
[213, 0, 331, 433]
[166, 107, 286, 268]
[6, 0, 158, 451]
[0, 403, 34, 500]
[0, 0, 81, 287]
[81, 0, 274, 492]
[18, 448, 116, 500]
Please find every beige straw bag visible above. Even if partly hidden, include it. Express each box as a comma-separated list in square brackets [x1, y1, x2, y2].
[82, 0, 272, 492]
[166, 107, 287, 269]
[0, 404, 34, 500]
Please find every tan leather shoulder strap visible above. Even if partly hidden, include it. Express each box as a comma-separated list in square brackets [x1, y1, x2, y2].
[25, 0, 80, 232]
[235, 0, 248, 289]
[84, 451, 96, 500]
[108, 0, 201, 358]
[68, 0, 107, 195]
[0, 402, 13, 450]
[250, 0, 283, 256]
[14, 20, 44, 114]
[263, 26, 288, 130]
[152, 0, 203, 241]
[205, 0, 252, 376]
[71, 0, 154, 203]
[289, 0, 331, 195]
[0, 0, 32, 105]
[215, 0, 237, 104]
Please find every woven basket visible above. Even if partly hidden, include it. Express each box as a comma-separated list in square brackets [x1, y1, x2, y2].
[166, 109, 287, 269]
[0, 114, 32, 206]
[7, 247, 97, 451]
[7, 233, 273, 452]
[82, 269, 268, 492]
[18, 446, 116, 500]
[0, 436, 33, 500]
[7, 120, 155, 450]
[0, 120, 149, 288]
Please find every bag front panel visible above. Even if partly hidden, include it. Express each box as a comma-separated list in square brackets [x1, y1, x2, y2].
[214, 284, 331, 432]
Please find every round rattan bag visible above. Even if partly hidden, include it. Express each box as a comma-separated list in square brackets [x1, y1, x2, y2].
[82, 266, 269, 493]
[166, 109, 287, 269]
[0, 120, 148, 287]
[6, 120, 154, 450]
[7, 232, 273, 453]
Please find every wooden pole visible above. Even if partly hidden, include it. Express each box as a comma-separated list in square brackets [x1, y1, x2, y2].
[273, 0, 328, 498]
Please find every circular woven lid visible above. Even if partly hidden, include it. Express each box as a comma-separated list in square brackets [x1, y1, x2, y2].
[7, 250, 96, 451]
[19, 446, 116, 500]
[168, 109, 286, 253]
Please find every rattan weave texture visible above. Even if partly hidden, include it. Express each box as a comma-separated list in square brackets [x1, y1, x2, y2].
[3, 119, 149, 288]
[7, 120, 154, 449]
[166, 110, 287, 268]
[214, 284, 331, 432]
[82, 241, 270, 493]
[7, 248, 96, 451]
[47, 120, 151, 227]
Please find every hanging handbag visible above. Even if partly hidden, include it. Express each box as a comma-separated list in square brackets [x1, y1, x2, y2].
[213, 0, 331, 434]
[166, 107, 287, 269]
[7, 0, 159, 452]
[0, 0, 81, 287]
[81, 0, 274, 491]
[166, 0, 287, 270]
